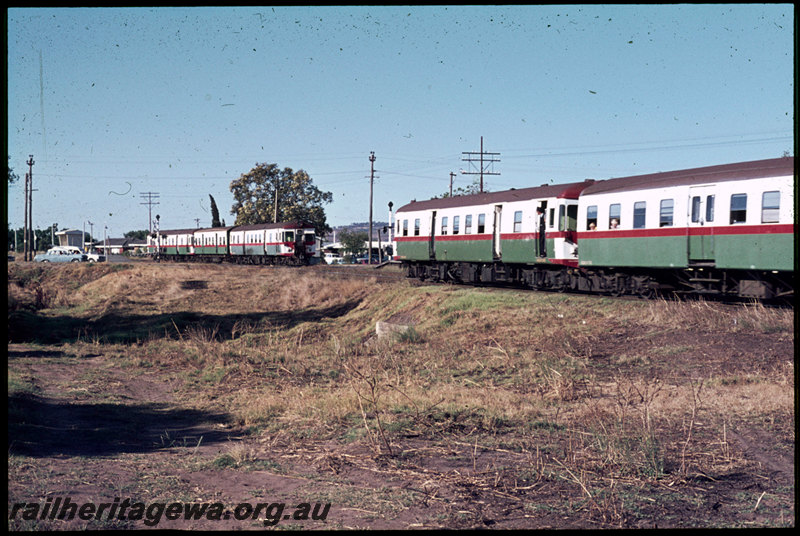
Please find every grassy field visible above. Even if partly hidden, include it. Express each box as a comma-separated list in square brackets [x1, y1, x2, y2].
[7, 262, 795, 529]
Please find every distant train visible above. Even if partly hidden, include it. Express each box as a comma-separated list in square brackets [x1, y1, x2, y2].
[149, 221, 317, 265]
[395, 157, 794, 300]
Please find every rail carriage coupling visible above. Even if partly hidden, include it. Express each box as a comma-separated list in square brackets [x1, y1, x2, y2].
[395, 157, 794, 301]
[149, 221, 317, 265]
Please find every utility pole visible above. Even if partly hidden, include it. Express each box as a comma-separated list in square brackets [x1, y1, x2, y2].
[461, 136, 500, 193]
[368, 152, 376, 264]
[25, 155, 35, 260]
[139, 192, 160, 235]
[23, 171, 29, 261]
[449, 171, 456, 197]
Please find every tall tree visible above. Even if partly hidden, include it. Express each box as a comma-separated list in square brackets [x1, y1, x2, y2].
[229, 163, 332, 236]
[209, 194, 222, 227]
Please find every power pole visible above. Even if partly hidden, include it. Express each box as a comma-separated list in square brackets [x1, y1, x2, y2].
[449, 171, 456, 197]
[461, 136, 500, 193]
[25, 155, 35, 260]
[23, 171, 29, 261]
[368, 152, 376, 264]
[140, 192, 160, 235]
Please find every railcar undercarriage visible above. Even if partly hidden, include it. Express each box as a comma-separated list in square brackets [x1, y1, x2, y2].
[405, 261, 793, 301]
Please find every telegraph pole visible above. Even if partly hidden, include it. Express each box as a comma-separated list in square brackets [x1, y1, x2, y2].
[368, 152, 376, 264]
[140, 192, 160, 235]
[461, 136, 500, 193]
[449, 172, 456, 197]
[25, 155, 35, 260]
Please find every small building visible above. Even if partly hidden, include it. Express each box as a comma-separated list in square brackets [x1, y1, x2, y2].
[95, 238, 129, 255]
[56, 229, 84, 249]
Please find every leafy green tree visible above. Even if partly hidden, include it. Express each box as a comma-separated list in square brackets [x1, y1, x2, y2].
[229, 163, 332, 236]
[124, 230, 149, 241]
[209, 194, 222, 227]
[338, 229, 368, 261]
[8, 157, 19, 184]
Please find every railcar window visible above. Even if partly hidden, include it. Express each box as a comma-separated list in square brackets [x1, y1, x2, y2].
[659, 199, 674, 227]
[706, 195, 715, 222]
[478, 214, 486, 234]
[633, 202, 646, 229]
[761, 191, 780, 223]
[586, 205, 598, 230]
[513, 211, 523, 233]
[548, 208, 555, 229]
[558, 205, 565, 232]
[465, 215, 473, 234]
[453, 216, 460, 235]
[730, 194, 747, 224]
[285, 231, 294, 242]
[414, 219, 420, 236]
[402, 220, 408, 237]
[609, 204, 621, 228]
[441, 217, 448, 235]
[691, 197, 701, 223]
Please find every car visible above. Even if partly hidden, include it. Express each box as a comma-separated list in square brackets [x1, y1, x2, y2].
[33, 246, 88, 263]
[59, 245, 106, 262]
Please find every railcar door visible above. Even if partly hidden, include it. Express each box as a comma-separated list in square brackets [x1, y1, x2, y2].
[492, 205, 502, 259]
[687, 186, 716, 265]
[428, 211, 437, 260]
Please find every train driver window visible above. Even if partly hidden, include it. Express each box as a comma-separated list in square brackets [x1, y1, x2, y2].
[730, 194, 747, 224]
[761, 191, 780, 223]
[548, 208, 555, 229]
[586, 205, 598, 230]
[609, 204, 621, 228]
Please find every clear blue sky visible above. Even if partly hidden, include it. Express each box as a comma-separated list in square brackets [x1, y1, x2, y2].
[7, 5, 794, 239]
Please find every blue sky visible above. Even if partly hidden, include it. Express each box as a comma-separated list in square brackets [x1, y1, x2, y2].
[7, 5, 794, 238]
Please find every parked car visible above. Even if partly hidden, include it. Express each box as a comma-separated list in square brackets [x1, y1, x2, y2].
[59, 245, 106, 262]
[34, 246, 87, 263]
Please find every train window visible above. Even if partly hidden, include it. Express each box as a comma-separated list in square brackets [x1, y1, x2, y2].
[557, 205, 565, 232]
[633, 202, 646, 229]
[402, 220, 408, 237]
[730, 194, 747, 224]
[659, 199, 674, 227]
[549, 208, 555, 229]
[441, 217, 449, 235]
[478, 214, 486, 234]
[706, 195, 715, 222]
[761, 191, 780, 223]
[465, 215, 473, 234]
[453, 216, 460, 235]
[414, 219, 420, 236]
[586, 205, 598, 230]
[609, 204, 621, 228]
[514, 211, 523, 233]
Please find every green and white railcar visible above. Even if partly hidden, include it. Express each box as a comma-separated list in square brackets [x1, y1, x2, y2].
[229, 222, 317, 264]
[395, 182, 593, 283]
[576, 157, 794, 297]
[153, 228, 196, 260]
[193, 226, 233, 260]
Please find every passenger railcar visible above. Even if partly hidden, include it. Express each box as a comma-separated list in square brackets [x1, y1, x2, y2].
[396, 157, 794, 299]
[151, 221, 317, 265]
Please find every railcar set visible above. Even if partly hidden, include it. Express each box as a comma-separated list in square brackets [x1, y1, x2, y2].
[150, 221, 317, 265]
[394, 157, 794, 300]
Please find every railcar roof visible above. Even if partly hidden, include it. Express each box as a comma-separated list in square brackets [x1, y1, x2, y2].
[581, 157, 794, 196]
[396, 181, 594, 213]
[232, 221, 313, 231]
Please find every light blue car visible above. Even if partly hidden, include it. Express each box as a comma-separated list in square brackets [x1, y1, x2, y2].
[33, 246, 87, 263]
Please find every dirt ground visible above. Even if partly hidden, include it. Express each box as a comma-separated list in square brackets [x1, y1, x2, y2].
[7, 265, 795, 530]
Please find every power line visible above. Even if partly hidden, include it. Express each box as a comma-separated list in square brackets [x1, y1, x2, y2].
[140, 192, 160, 235]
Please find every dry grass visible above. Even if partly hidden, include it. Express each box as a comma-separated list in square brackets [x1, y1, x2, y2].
[7, 262, 795, 528]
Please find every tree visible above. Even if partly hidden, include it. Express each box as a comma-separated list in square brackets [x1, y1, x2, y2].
[8, 157, 19, 184]
[338, 229, 368, 261]
[209, 195, 222, 228]
[438, 176, 488, 198]
[124, 230, 149, 241]
[230, 163, 332, 236]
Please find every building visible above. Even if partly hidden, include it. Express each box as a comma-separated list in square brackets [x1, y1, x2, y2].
[55, 229, 84, 249]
